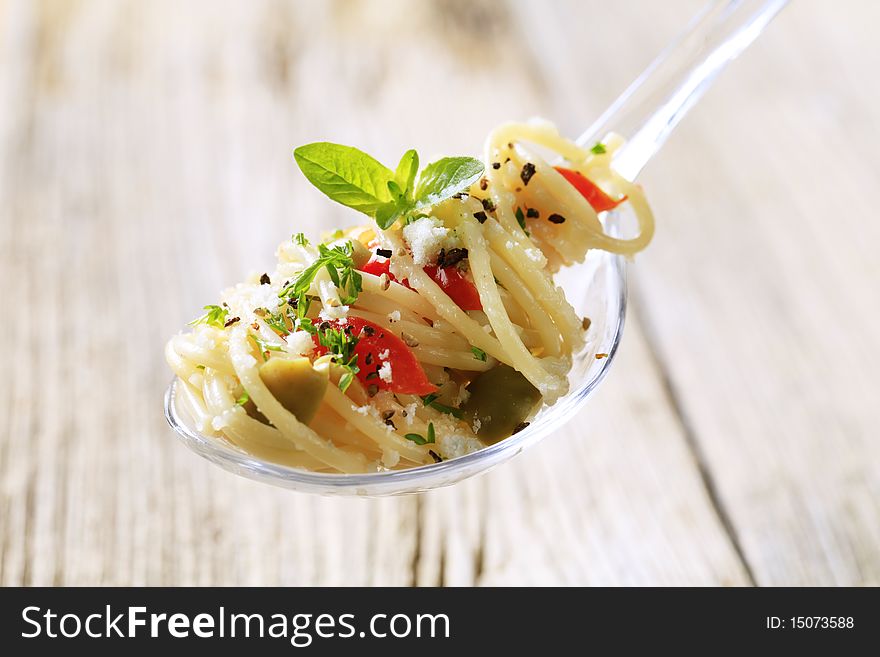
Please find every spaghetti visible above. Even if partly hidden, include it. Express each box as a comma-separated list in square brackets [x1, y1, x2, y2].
[166, 120, 654, 473]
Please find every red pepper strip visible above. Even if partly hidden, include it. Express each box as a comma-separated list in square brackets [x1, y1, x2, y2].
[360, 258, 482, 311]
[554, 166, 626, 213]
[312, 317, 437, 396]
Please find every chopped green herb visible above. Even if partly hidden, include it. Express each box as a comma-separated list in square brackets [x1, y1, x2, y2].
[189, 304, 229, 329]
[298, 315, 317, 333]
[316, 325, 358, 366]
[261, 309, 291, 336]
[338, 371, 355, 393]
[421, 393, 464, 419]
[235, 391, 250, 406]
[471, 346, 487, 361]
[590, 142, 607, 155]
[515, 207, 526, 231]
[314, 324, 360, 391]
[278, 241, 362, 308]
[248, 333, 286, 361]
[293, 232, 310, 247]
[404, 422, 436, 445]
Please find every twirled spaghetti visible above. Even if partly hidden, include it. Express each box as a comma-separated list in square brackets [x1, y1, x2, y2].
[166, 120, 653, 473]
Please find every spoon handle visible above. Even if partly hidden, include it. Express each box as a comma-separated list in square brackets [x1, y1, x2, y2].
[577, 0, 789, 181]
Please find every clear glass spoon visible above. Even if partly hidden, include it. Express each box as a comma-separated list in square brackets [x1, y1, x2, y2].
[164, 0, 789, 495]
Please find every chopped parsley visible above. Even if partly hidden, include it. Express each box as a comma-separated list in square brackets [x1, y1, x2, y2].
[261, 308, 291, 336]
[279, 241, 363, 308]
[314, 323, 360, 392]
[404, 422, 436, 445]
[293, 232, 310, 247]
[338, 371, 355, 393]
[189, 304, 229, 329]
[515, 208, 532, 235]
[471, 346, 487, 361]
[248, 333, 286, 361]
[590, 142, 607, 155]
[235, 391, 250, 406]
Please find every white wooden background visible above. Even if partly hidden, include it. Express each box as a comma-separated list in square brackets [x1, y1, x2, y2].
[1, 0, 878, 586]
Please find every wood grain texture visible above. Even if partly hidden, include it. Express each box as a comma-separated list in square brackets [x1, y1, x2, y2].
[0, 0, 876, 586]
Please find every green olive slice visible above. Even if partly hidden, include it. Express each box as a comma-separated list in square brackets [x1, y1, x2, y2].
[245, 357, 329, 425]
[462, 364, 542, 445]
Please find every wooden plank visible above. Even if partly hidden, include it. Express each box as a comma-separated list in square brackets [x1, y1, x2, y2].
[0, 0, 805, 586]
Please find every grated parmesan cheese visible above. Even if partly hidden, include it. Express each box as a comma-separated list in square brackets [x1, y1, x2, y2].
[377, 361, 393, 383]
[286, 331, 315, 357]
[402, 216, 450, 266]
[436, 432, 483, 459]
[403, 402, 418, 426]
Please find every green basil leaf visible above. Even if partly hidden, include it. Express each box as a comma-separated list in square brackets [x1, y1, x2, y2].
[415, 156, 484, 208]
[293, 142, 394, 215]
[394, 149, 419, 200]
[375, 202, 403, 230]
[387, 180, 405, 202]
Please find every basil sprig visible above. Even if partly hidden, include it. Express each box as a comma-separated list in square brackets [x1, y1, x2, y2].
[294, 142, 483, 230]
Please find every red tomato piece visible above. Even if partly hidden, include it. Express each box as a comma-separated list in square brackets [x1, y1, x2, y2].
[312, 317, 437, 396]
[359, 258, 482, 311]
[424, 265, 482, 311]
[359, 258, 396, 280]
[554, 166, 626, 213]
